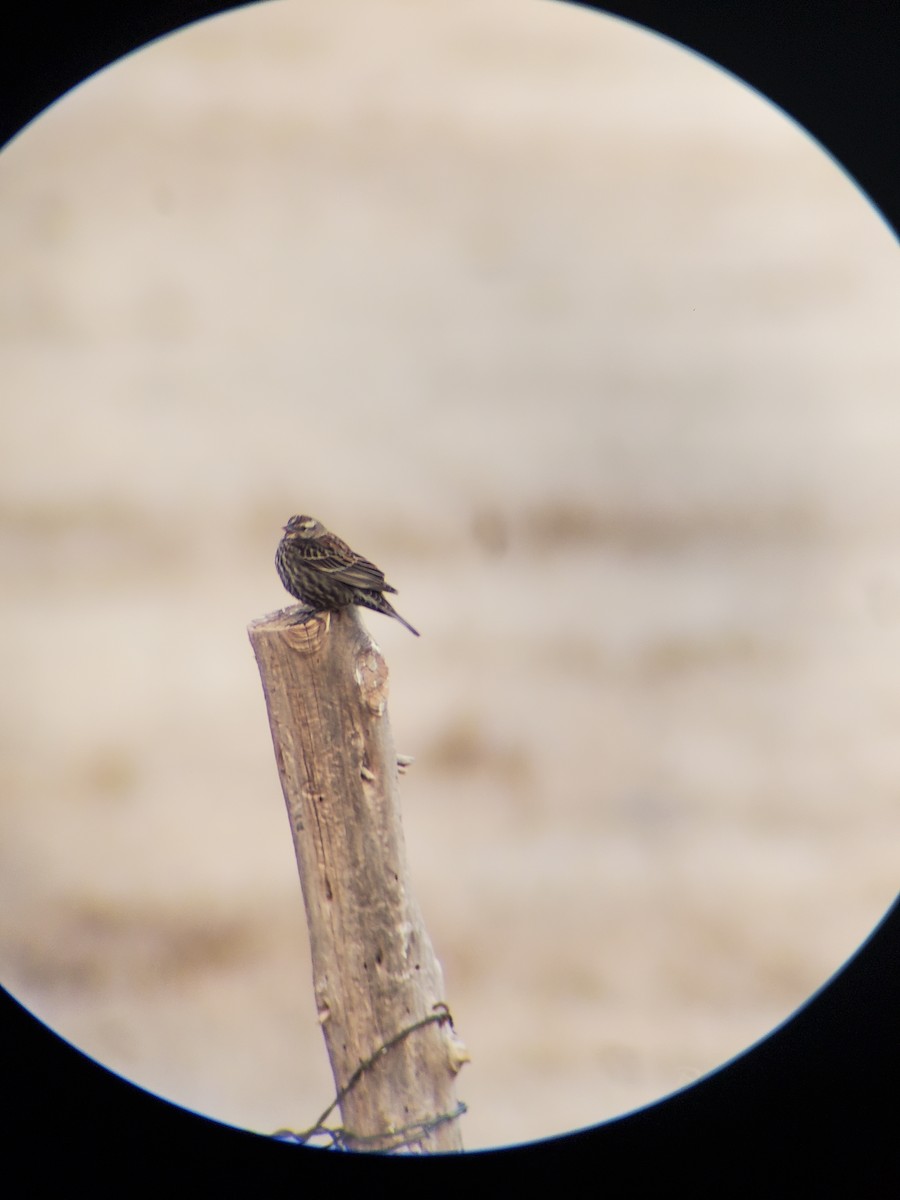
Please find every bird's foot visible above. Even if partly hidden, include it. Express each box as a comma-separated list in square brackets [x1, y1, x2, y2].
[285, 604, 328, 629]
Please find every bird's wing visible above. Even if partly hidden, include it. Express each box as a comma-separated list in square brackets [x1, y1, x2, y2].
[303, 541, 393, 591]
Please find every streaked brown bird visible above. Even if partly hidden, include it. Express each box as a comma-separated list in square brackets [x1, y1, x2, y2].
[276, 514, 420, 636]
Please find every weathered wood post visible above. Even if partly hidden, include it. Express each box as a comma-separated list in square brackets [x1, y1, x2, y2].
[248, 605, 468, 1153]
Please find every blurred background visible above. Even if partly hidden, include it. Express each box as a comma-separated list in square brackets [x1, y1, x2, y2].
[1, 0, 898, 1151]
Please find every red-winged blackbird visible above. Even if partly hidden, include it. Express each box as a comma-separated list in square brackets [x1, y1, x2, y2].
[276, 515, 420, 636]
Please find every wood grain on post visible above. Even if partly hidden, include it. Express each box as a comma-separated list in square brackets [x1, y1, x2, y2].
[248, 605, 468, 1153]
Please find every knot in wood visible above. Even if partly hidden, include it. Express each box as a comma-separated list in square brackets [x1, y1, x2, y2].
[354, 645, 389, 715]
[282, 611, 329, 654]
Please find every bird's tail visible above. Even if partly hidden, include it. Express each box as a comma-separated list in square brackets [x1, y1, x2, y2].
[383, 597, 420, 637]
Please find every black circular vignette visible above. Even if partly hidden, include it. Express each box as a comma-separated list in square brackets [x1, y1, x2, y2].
[1, 1, 898, 1190]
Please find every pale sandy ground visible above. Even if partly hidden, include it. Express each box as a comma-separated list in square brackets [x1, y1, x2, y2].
[1, 0, 898, 1151]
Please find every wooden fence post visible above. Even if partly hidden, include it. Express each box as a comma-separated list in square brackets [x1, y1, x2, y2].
[248, 605, 468, 1153]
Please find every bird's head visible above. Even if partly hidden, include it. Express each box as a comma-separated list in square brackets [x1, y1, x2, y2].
[283, 515, 323, 539]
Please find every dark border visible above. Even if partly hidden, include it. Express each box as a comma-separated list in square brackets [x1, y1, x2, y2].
[4, 894, 900, 1186]
[2, 0, 899, 1189]
[581, 0, 900, 237]
[2, 1, 899, 237]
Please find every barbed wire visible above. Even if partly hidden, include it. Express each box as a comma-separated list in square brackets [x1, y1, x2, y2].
[272, 1003, 466, 1152]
